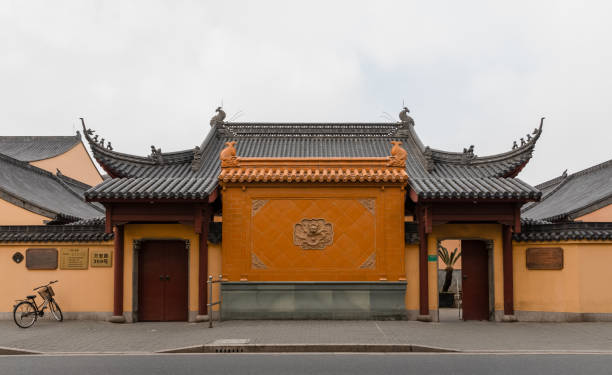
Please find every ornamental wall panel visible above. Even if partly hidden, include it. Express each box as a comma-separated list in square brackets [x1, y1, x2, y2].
[222, 186, 405, 282]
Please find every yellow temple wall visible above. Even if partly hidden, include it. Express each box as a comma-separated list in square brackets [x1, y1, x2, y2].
[404, 243, 419, 312]
[221, 185, 406, 282]
[30, 142, 103, 187]
[513, 240, 612, 319]
[0, 198, 50, 225]
[208, 241, 222, 311]
[0, 241, 114, 320]
[575, 204, 612, 222]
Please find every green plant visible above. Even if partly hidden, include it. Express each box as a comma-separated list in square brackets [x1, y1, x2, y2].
[438, 244, 461, 293]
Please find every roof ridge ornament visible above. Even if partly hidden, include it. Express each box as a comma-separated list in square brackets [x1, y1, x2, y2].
[462, 145, 476, 164]
[210, 106, 226, 127]
[387, 141, 407, 168]
[512, 117, 544, 150]
[220, 141, 239, 167]
[149, 145, 164, 164]
[399, 107, 415, 126]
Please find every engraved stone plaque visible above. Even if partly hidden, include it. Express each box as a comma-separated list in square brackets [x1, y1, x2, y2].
[60, 248, 89, 270]
[293, 218, 333, 250]
[526, 247, 563, 270]
[26, 248, 58, 270]
[91, 249, 113, 267]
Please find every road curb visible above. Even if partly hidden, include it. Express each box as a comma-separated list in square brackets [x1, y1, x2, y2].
[157, 343, 458, 354]
[0, 346, 42, 355]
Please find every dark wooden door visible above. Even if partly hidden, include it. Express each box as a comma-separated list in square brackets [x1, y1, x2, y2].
[138, 240, 188, 321]
[461, 240, 489, 321]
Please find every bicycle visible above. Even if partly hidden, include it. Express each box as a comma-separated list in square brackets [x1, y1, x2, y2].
[13, 280, 63, 328]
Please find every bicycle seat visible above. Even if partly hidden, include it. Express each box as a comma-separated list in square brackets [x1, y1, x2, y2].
[26, 295, 36, 299]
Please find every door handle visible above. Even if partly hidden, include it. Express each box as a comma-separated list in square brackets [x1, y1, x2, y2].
[462, 274, 468, 280]
[159, 275, 164, 281]
[165, 275, 170, 281]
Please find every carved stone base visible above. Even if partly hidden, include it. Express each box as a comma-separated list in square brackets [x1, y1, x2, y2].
[108, 315, 126, 323]
[502, 314, 518, 322]
[195, 314, 209, 322]
[416, 314, 432, 322]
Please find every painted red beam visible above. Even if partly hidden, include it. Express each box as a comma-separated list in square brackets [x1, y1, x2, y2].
[111, 225, 125, 322]
[417, 206, 429, 315]
[502, 225, 514, 315]
[198, 205, 212, 316]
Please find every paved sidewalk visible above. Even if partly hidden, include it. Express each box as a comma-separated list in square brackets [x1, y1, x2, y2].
[1, 317, 612, 353]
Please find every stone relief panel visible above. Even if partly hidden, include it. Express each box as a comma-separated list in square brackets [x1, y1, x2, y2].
[251, 252, 267, 269]
[357, 198, 375, 215]
[252, 199, 268, 216]
[359, 252, 376, 269]
[293, 218, 334, 250]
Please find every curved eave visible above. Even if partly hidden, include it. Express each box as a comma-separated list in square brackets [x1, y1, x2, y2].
[429, 119, 544, 177]
[81, 122, 195, 178]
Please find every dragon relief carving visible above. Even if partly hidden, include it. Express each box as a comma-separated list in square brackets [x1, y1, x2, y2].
[219, 141, 239, 167]
[387, 141, 407, 168]
[359, 252, 376, 269]
[293, 218, 334, 250]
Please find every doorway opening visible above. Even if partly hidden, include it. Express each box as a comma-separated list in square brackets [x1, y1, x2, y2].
[437, 238, 494, 322]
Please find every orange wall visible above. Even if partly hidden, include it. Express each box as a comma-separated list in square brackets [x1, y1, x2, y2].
[30, 142, 103, 186]
[576, 204, 612, 222]
[513, 240, 612, 314]
[0, 198, 50, 225]
[222, 185, 406, 282]
[1, 242, 114, 317]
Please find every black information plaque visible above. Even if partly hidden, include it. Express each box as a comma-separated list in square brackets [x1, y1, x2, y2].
[26, 248, 58, 270]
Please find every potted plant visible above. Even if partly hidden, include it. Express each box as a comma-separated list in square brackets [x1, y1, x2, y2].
[438, 244, 461, 308]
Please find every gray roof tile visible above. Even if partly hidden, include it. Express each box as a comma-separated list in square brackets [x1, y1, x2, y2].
[0, 153, 104, 219]
[0, 135, 80, 161]
[522, 159, 612, 221]
[84, 120, 542, 201]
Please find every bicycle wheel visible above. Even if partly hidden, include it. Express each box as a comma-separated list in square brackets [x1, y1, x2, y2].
[13, 301, 37, 328]
[49, 299, 63, 321]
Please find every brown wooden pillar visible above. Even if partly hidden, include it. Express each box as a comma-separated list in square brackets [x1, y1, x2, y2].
[110, 225, 125, 323]
[502, 224, 514, 315]
[418, 207, 429, 316]
[197, 206, 212, 319]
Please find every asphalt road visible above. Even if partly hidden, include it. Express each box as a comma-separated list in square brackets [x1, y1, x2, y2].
[1, 353, 611, 375]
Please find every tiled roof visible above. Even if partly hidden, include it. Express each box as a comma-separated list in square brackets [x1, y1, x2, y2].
[401, 222, 612, 243]
[0, 224, 113, 243]
[85, 177, 213, 200]
[410, 177, 541, 200]
[83, 116, 543, 202]
[522, 159, 612, 221]
[513, 222, 612, 242]
[0, 153, 105, 219]
[218, 158, 409, 185]
[0, 135, 80, 161]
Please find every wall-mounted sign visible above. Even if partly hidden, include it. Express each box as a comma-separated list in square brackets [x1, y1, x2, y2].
[428, 255, 438, 262]
[526, 247, 563, 270]
[60, 248, 89, 270]
[26, 248, 58, 269]
[13, 252, 24, 264]
[91, 249, 112, 267]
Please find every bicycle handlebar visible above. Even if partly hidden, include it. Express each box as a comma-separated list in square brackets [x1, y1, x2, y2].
[33, 280, 58, 291]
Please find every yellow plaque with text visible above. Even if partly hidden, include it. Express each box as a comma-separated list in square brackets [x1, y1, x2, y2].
[60, 248, 89, 270]
[91, 249, 113, 267]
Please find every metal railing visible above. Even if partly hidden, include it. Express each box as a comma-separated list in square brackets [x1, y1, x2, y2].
[207, 274, 223, 328]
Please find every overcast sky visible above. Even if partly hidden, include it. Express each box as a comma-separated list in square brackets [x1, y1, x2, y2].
[1, 1, 611, 183]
